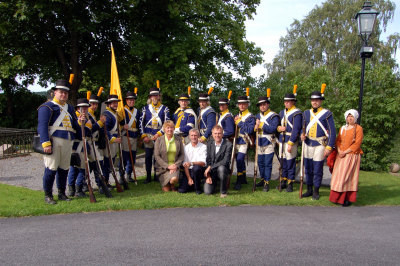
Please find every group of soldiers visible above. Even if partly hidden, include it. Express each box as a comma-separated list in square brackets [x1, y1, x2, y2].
[37, 76, 335, 204]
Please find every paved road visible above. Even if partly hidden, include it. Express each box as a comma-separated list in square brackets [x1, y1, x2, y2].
[0, 206, 399, 265]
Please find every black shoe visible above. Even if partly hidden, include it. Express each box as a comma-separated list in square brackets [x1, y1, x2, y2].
[312, 187, 320, 200]
[242, 176, 248, 184]
[58, 190, 71, 201]
[276, 179, 287, 190]
[302, 185, 313, 197]
[127, 175, 134, 183]
[196, 190, 203, 195]
[75, 186, 86, 198]
[342, 200, 352, 207]
[234, 182, 242, 190]
[143, 179, 151, 184]
[67, 185, 75, 197]
[99, 186, 104, 194]
[256, 180, 264, 187]
[286, 182, 293, 192]
[106, 182, 113, 188]
[154, 175, 159, 183]
[82, 183, 89, 192]
[44, 192, 56, 204]
[263, 183, 269, 192]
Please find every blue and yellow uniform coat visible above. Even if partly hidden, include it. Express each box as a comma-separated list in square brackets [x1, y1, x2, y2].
[139, 102, 170, 139]
[278, 106, 303, 182]
[198, 106, 217, 142]
[217, 109, 235, 139]
[173, 107, 196, 137]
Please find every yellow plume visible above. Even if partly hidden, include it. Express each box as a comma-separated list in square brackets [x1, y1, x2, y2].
[293, 84, 298, 95]
[69, 74, 74, 85]
[208, 87, 214, 95]
[188, 86, 191, 96]
[228, 90, 232, 100]
[246, 87, 250, 97]
[267, 88, 271, 98]
[156, 80, 160, 89]
[134, 87, 138, 94]
[97, 87, 104, 97]
[87, 91, 91, 100]
[321, 83, 326, 94]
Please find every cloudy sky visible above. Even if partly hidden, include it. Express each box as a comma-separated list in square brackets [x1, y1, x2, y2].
[245, 0, 400, 77]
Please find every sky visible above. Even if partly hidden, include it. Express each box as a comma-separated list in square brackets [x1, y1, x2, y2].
[27, 0, 400, 91]
[245, 0, 400, 77]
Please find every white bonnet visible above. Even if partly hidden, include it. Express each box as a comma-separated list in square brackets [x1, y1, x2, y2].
[344, 109, 359, 122]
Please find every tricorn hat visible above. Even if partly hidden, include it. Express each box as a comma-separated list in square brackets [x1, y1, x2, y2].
[105, 94, 121, 104]
[149, 87, 160, 96]
[76, 98, 91, 108]
[257, 96, 270, 106]
[51, 79, 71, 91]
[89, 94, 99, 103]
[126, 91, 137, 100]
[179, 93, 190, 101]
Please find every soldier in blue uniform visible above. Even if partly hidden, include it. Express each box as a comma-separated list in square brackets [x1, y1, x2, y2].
[121, 91, 141, 182]
[67, 98, 97, 197]
[277, 89, 303, 192]
[301, 87, 336, 200]
[233, 95, 256, 190]
[140, 87, 170, 183]
[101, 95, 123, 186]
[173, 90, 197, 144]
[217, 94, 235, 140]
[87, 94, 109, 195]
[198, 90, 217, 143]
[37, 79, 84, 204]
[254, 94, 280, 192]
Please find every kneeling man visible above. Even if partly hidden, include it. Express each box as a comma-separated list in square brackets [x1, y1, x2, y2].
[204, 125, 232, 197]
[179, 129, 207, 194]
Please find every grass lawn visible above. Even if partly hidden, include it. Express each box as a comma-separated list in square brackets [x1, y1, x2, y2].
[0, 171, 399, 217]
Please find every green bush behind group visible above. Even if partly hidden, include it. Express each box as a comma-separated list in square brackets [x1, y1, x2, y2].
[1, 0, 399, 171]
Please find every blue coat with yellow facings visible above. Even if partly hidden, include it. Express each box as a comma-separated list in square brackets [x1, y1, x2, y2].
[278, 107, 303, 145]
[198, 106, 217, 139]
[140, 104, 170, 137]
[236, 110, 256, 145]
[218, 111, 235, 138]
[121, 106, 142, 138]
[72, 110, 93, 152]
[303, 107, 336, 149]
[256, 110, 279, 147]
[103, 107, 120, 143]
[37, 100, 80, 146]
[173, 108, 196, 137]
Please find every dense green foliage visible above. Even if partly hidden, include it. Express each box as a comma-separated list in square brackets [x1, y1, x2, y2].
[261, 0, 400, 171]
[1, 171, 399, 217]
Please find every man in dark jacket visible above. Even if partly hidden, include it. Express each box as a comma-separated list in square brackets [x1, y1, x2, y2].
[204, 125, 233, 197]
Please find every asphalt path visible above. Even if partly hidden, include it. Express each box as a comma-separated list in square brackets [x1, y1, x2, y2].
[0, 206, 399, 265]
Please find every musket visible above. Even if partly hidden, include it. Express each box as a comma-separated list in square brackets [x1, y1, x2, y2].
[125, 127, 137, 185]
[299, 122, 305, 199]
[117, 124, 129, 190]
[252, 130, 259, 192]
[90, 137, 112, 198]
[79, 108, 96, 203]
[103, 125, 124, 192]
[227, 123, 238, 188]
[279, 115, 286, 192]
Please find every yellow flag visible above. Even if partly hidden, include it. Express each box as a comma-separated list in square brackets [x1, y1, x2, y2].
[110, 44, 124, 118]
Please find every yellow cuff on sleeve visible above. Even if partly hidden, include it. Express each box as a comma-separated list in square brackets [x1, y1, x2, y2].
[200, 136, 207, 142]
[326, 146, 332, 150]
[288, 141, 294, 146]
[157, 131, 163, 136]
[141, 134, 148, 140]
[259, 122, 264, 129]
[97, 120, 104, 127]
[85, 122, 92, 129]
[110, 137, 116, 144]
[42, 141, 51, 148]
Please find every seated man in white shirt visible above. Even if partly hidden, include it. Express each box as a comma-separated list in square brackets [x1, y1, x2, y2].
[178, 129, 207, 194]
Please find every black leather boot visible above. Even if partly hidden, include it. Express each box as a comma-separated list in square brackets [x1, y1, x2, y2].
[276, 178, 287, 190]
[58, 189, 71, 201]
[302, 185, 313, 197]
[263, 181, 269, 192]
[256, 180, 264, 187]
[312, 186, 320, 200]
[67, 185, 75, 197]
[286, 181, 293, 192]
[234, 175, 242, 190]
[75, 185, 86, 197]
[144, 173, 152, 184]
[44, 191, 56, 204]
[242, 173, 247, 184]
[127, 173, 134, 183]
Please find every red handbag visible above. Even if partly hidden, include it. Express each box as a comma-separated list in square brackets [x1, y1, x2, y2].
[327, 149, 337, 173]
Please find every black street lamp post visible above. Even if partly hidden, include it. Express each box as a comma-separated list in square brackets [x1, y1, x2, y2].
[355, 1, 379, 125]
